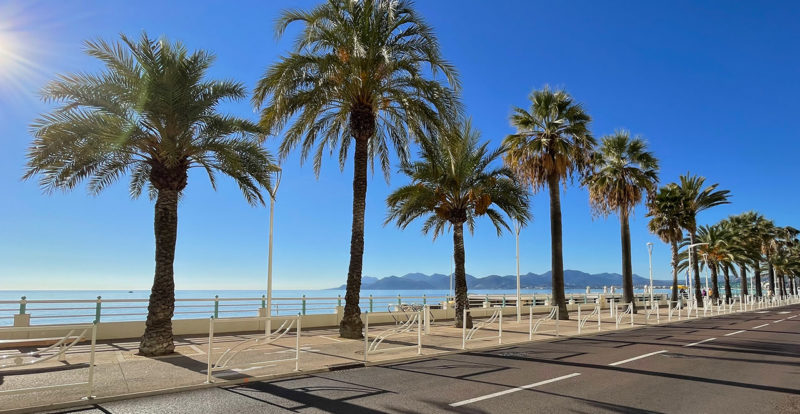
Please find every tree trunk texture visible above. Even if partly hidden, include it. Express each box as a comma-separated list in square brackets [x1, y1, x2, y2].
[670, 241, 679, 302]
[723, 265, 732, 303]
[739, 263, 748, 297]
[453, 223, 472, 328]
[547, 174, 568, 320]
[768, 262, 776, 297]
[754, 264, 763, 297]
[139, 188, 179, 356]
[710, 263, 719, 301]
[339, 108, 373, 339]
[620, 213, 636, 313]
[688, 231, 703, 306]
[779, 274, 787, 296]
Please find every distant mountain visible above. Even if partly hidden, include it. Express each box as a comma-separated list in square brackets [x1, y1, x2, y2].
[330, 270, 672, 290]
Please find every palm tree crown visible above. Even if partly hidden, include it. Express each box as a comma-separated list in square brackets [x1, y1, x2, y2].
[24, 33, 276, 356]
[386, 120, 530, 327]
[253, 0, 461, 338]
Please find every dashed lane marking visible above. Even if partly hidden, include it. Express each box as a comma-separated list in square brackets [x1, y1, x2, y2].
[752, 324, 769, 329]
[724, 330, 745, 336]
[685, 338, 716, 347]
[608, 350, 668, 366]
[449, 373, 582, 407]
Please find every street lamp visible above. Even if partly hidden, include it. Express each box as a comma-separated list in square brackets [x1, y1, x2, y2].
[266, 170, 282, 332]
[647, 242, 654, 306]
[515, 221, 521, 322]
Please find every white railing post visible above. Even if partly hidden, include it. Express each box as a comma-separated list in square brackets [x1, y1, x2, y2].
[630, 303, 634, 327]
[462, 310, 467, 350]
[364, 312, 369, 363]
[555, 308, 560, 337]
[417, 310, 422, 355]
[597, 305, 602, 331]
[295, 315, 301, 371]
[498, 310, 503, 344]
[528, 306, 533, 340]
[615, 302, 620, 330]
[85, 322, 97, 400]
[577, 306, 582, 334]
[206, 317, 214, 384]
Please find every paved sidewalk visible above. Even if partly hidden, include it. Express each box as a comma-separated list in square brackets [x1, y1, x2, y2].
[0, 306, 730, 413]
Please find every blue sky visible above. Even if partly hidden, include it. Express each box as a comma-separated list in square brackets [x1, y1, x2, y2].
[1, 1, 798, 290]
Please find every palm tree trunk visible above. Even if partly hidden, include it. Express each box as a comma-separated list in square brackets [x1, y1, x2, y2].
[688, 231, 703, 306]
[739, 263, 748, 297]
[453, 222, 472, 328]
[710, 263, 719, 301]
[722, 264, 732, 303]
[754, 263, 763, 297]
[768, 262, 776, 297]
[779, 274, 787, 296]
[670, 241, 679, 302]
[139, 188, 178, 356]
[620, 212, 636, 313]
[339, 134, 369, 339]
[547, 174, 568, 320]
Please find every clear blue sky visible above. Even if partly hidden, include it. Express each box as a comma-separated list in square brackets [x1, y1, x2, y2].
[1, 1, 798, 290]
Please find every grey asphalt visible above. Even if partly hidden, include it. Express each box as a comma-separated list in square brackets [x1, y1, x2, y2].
[44, 304, 800, 413]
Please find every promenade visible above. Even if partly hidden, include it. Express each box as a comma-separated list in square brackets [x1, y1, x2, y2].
[0, 300, 797, 413]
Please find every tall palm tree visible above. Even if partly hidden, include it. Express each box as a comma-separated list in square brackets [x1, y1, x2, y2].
[385, 121, 530, 328]
[727, 212, 764, 297]
[585, 131, 658, 312]
[752, 214, 776, 296]
[253, 0, 461, 338]
[675, 174, 730, 306]
[24, 34, 277, 356]
[693, 224, 728, 302]
[503, 86, 594, 319]
[771, 226, 799, 297]
[647, 184, 685, 302]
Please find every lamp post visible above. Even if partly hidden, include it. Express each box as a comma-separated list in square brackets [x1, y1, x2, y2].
[702, 253, 709, 296]
[647, 242, 654, 306]
[266, 170, 282, 327]
[686, 242, 708, 308]
[515, 221, 521, 322]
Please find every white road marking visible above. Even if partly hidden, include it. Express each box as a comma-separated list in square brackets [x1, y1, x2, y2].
[752, 324, 769, 329]
[189, 345, 205, 354]
[608, 350, 668, 366]
[724, 330, 745, 336]
[788, 315, 798, 319]
[778, 311, 790, 314]
[319, 335, 344, 342]
[755, 311, 769, 314]
[449, 373, 581, 407]
[774, 319, 786, 323]
[685, 338, 716, 347]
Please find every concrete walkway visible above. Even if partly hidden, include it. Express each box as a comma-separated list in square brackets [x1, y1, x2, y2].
[0, 306, 748, 413]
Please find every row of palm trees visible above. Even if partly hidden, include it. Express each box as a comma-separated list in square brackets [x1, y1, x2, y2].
[22, 1, 797, 356]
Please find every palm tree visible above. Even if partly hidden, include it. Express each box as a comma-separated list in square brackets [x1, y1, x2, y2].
[647, 184, 685, 302]
[24, 34, 277, 356]
[253, 0, 461, 339]
[585, 131, 658, 312]
[726, 212, 764, 298]
[503, 87, 594, 319]
[751, 214, 776, 297]
[386, 121, 530, 328]
[693, 224, 728, 302]
[675, 174, 730, 307]
[771, 226, 799, 297]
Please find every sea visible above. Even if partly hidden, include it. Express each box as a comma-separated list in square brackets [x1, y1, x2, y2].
[0, 287, 675, 326]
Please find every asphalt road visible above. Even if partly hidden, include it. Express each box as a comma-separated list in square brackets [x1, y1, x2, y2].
[48, 304, 800, 413]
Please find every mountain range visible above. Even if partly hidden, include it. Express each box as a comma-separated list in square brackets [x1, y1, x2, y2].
[331, 270, 673, 290]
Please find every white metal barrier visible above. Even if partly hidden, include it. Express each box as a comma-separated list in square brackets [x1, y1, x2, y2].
[668, 301, 681, 321]
[615, 302, 634, 329]
[364, 310, 422, 361]
[206, 315, 300, 383]
[529, 306, 559, 339]
[462, 308, 502, 349]
[0, 323, 97, 399]
[577, 304, 600, 334]
[646, 301, 660, 324]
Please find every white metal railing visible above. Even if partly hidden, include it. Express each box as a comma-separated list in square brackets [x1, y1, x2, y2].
[646, 301, 660, 324]
[577, 304, 601, 334]
[364, 310, 422, 361]
[667, 301, 681, 321]
[529, 306, 559, 339]
[462, 308, 502, 349]
[205, 315, 300, 383]
[0, 323, 97, 399]
[615, 302, 634, 329]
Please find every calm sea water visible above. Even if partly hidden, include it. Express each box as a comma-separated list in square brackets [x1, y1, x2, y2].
[0, 288, 674, 326]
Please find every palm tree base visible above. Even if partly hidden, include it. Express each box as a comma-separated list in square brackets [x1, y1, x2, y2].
[454, 314, 473, 329]
[138, 325, 175, 356]
[339, 314, 364, 339]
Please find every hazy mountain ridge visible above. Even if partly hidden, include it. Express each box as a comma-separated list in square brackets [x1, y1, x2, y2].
[332, 270, 672, 290]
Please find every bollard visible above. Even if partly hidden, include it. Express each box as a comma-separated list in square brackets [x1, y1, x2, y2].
[19, 296, 26, 314]
[369, 294, 374, 312]
[95, 296, 102, 323]
[302, 295, 307, 315]
[214, 295, 219, 319]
